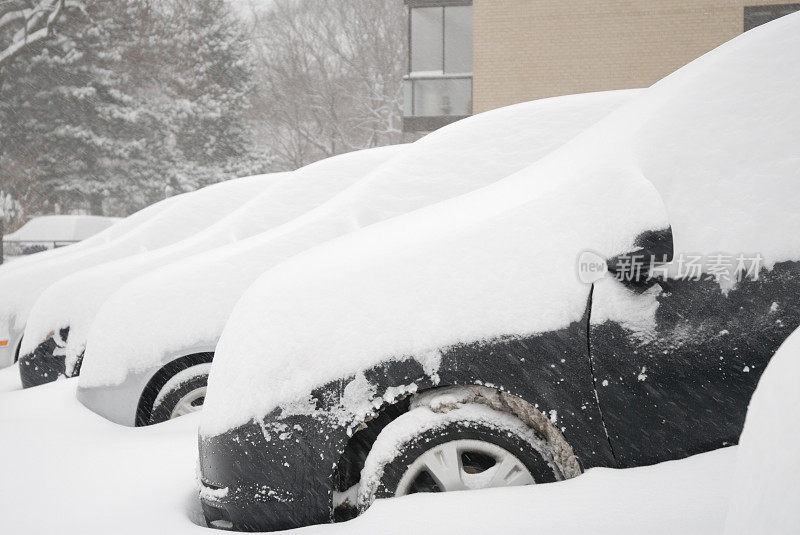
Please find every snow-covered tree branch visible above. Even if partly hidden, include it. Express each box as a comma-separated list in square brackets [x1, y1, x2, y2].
[0, 0, 68, 90]
[247, 0, 406, 169]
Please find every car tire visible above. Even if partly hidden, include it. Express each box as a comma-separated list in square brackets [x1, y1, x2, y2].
[356, 402, 558, 511]
[148, 363, 211, 425]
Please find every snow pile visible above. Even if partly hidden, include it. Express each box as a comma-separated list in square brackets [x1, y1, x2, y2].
[78, 90, 638, 389]
[202, 13, 800, 436]
[1, 173, 274, 345]
[0, 364, 736, 535]
[23, 146, 401, 360]
[724, 328, 800, 534]
[3, 215, 121, 243]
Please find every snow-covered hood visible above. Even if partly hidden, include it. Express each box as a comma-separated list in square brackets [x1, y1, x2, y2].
[78, 90, 640, 389]
[201, 13, 800, 437]
[22, 146, 403, 360]
[0, 173, 275, 344]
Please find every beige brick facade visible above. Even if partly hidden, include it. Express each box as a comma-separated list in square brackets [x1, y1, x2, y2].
[473, 0, 793, 113]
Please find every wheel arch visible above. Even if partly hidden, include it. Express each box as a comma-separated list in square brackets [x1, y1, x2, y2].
[333, 379, 582, 500]
[136, 351, 214, 427]
[14, 336, 22, 363]
[329, 320, 610, 515]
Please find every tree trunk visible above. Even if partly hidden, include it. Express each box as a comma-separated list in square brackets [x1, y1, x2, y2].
[89, 195, 103, 215]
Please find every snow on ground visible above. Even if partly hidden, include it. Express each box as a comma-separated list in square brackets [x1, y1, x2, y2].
[0, 362, 735, 535]
[203, 12, 800, 436]
[79, 90, 637, 390]
[724, 328, 800, 534]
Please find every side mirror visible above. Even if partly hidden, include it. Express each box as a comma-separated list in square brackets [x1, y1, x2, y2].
[607, 227, 673, 286]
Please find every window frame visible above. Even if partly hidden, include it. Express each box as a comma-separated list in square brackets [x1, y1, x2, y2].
[744, 3, 800, 31]
[404, 0, 473, 129]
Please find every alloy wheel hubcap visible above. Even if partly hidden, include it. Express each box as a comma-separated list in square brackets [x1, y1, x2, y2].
[170, 386, 207, 419]
[396, 439, 535, 495]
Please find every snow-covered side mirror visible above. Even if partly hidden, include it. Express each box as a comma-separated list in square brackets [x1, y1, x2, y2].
[607, 227, 673, 286]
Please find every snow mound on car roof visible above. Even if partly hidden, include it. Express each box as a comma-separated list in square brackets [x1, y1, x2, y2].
[201, 14, 800, 436]
[22, 146, 401, 360]
[0, 173, 275, 341]
[724, 327, 800, 534]
[78, 89, 639, 389]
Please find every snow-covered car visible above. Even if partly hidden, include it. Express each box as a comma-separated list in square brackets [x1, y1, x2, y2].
[2, 215, 121, 259]
[0, 195, 185, 367]
[197, 14, 800, 531]
[0, 173, 275, 372]
[72, 89, 639, 427]
[18, 146, 400, 387]
[0, 197, 181, 280]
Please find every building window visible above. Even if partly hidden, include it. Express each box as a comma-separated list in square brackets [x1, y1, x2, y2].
[744, 3, 800, 31]
[403, 1, 473, 131]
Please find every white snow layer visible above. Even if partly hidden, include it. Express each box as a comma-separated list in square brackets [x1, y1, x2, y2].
[4, 174, 276, 355]
[724, 328, 800, 534]
[77, 89, 638, 389]
[0, 364, 737, 535]
[201, 13, 800, 436]
[22, 146, 401, 360]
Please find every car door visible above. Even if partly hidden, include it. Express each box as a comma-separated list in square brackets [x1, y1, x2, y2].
[589, 258, 800, 468]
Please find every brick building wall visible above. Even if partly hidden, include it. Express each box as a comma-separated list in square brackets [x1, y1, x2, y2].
[472, 0, 795, 113]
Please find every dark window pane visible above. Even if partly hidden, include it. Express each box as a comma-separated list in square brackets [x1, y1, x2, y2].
[411, 7, 443, 73]
[412, 78, 472, 117]
[444, 6, 473, 73]
[744, 3, 800, 31]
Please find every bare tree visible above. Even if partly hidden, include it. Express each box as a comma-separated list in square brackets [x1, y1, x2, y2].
[0, 0, 72, 91]
[247, 0, 406, 169]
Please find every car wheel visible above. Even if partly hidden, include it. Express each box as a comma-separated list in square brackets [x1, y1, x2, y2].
[356, 402, 558, 511]
[148, 363, 211, 424]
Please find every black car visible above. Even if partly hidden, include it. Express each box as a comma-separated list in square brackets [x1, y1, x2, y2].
[198, 18, 800, 533]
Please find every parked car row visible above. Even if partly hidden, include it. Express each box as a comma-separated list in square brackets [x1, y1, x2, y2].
[2, 13, 798, 532]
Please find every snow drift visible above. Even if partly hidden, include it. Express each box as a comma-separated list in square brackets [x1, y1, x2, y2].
[0, 173, 275, 348]
[22, 145, 401, 361]
[78, 89, 638, 389]
[724, 327, 800, 534]
[201, 13, 800, 436]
